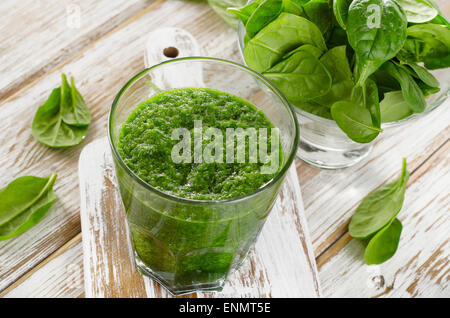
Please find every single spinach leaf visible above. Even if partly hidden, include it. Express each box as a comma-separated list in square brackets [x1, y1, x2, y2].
[381, 61, 426, 113]
[32, 75, 90, 148]
[319, 45, 353, 83]
[264, 49, 332, 101]
[0, 174, 57, 241]
[380, 91, 413, 122]
[417, 81, 440, 97]
[349, 158, 409, 239]
[429, 14, 450, 27]
[347, 0, 407, 85]
[397, 24, 450, 70]
[228, 0, 261, 25]
[330, 100, 382, 143]
[404, 62, 440, 88]
[246, 0, 283, 38]
[313, 45, 354, 107]
[371, 69, 401, 94]
[282, 43, 324, 59]
[364, 218, 402, 264]
[282, 0, 309, 16]
[244, 12, 326, 72]
[351, 79, 381, 128]
[333, 0, 353, 30]
[395, 0, 438, 23]
[303, 0, 333, 36]
[61, 74, 91, 126]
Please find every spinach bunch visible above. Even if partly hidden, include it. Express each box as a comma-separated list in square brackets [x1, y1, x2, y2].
[230, 0, 450, 143]
[349, 158, 409, 264]
[0, 174, 57, 240]
[32, 74, 91, 148]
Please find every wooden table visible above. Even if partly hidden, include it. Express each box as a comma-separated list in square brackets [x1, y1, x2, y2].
[0, 0, 449, 298]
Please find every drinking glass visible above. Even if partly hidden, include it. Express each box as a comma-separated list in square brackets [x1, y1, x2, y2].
[108, 57, 299, 295]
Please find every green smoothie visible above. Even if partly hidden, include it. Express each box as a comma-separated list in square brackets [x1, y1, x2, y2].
[116, 88, 282, 294]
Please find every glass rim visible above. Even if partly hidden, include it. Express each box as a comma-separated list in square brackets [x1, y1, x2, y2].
[108, 56, 299, 205]
[236, 21, 450, 129]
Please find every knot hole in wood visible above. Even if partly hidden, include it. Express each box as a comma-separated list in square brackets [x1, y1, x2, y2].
[163, 47, 179, 58]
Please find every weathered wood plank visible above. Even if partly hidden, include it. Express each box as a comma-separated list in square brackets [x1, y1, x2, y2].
[0, 236, 84, 298]
[0, 0, 234, 293]
[319, 140, 450, 297]
[1, 0, 449, 297]
[0, 0, 156, 100]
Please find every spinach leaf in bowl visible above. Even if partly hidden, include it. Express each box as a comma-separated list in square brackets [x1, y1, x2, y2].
[380, 91, 413, 122]
[330, 101, 381, 143]
[395, 0, 438, 23]
[397, 23, 450, 70]
[380, 61, 426, 113]
[243, 12, 327, 72]
[245, 0, 283, 38]
[333, 0, 353, 30]
[313, 45, 354, 107]
[347, 0, 407, 85]
[228, 0, 261, 25]
[303, 0, 333, 37]
[264, 49, 332, 101]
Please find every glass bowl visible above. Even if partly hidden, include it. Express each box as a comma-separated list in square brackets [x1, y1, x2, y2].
[108, 57, 299, 295]
[237, 16, 450, 169]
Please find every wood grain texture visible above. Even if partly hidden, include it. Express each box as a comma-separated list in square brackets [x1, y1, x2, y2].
[1, 0, 449, 298]
[0, 0, 234, 293]
[79, 138, 320, 298]
[319, 141, 450, 297]
[0, 0, 155, 101]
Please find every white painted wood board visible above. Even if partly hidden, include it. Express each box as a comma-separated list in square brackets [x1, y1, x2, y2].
[79, 137, 321, 298]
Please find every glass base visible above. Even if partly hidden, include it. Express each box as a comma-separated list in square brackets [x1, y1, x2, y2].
[297, 137, 373, 169]
[135, 252, 225, 296]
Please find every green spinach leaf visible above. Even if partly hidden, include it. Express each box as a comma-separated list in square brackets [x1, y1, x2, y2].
[244, 12, 326, 72]
[61, 74, 91, 126]
[333, 0, 353, 30]
[351, 79, 381, 128]
[282, 0, 309, 16]
[313, 45, 354, 107]
[395, 0, 438, 23]
[245, 0, 283, 38]
[331, 99, 381, 143]
[32, 74, 90, 148]
[349, 158, 409, 239]
[381, 61, 426, 113]
[264, 49, 332, 101]
[228, 0, 261, 25]
[0, 174, 57, 241]
[364, 218, 402, 264]
[347, 0, 407, 85]
[404, 62, 439, 88]
[397, 23, 450, 70]
[303, 0, 333, 36]
[380, 91, 413, 122]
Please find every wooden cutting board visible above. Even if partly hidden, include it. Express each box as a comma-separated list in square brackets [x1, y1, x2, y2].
[78, 27, 320, 298]
[79, 137, 320, 297]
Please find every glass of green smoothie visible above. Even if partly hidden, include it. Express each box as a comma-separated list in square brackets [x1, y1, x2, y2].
[108, 57, 298, 295]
